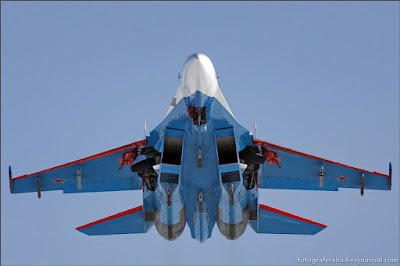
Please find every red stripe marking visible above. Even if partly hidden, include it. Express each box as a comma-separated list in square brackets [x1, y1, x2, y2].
[254, 139, 388, 178]
[76, 205, 143, 231]
[260, 204, 327, 228]
[13, 140, 146, 181]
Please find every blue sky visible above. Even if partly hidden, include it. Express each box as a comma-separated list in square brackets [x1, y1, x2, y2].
[1, 2, 399, 265]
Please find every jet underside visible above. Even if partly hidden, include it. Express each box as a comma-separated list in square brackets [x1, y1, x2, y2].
[142, 89, 255, 242]
[9, 53, 391, 243]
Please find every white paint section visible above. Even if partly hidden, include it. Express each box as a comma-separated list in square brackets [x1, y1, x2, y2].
[166, 53, 233, 116]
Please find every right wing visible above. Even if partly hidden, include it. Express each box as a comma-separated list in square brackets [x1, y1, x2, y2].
[253, 139, 391, 192]
[10, 140, 146, 195]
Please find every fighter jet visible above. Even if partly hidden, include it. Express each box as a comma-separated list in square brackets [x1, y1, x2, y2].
[9, 53, 392, 242]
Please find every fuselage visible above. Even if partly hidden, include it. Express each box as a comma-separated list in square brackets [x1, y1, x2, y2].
[9, 52, 392, 244]
[141, 53, 257, 242]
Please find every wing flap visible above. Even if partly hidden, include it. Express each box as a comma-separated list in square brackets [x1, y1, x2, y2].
[76, 206, 153, 235]
[249, 204, 326, 235]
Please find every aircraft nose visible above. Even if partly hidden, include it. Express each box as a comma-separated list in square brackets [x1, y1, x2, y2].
[186, 54, 203, 71]
[182, 53, 217, 81]
[184, 53, 212, 70]
[191, 52, 202, 60]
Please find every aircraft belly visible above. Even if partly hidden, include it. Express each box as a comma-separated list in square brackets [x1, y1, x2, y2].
[180, 115, 220, 241]
[147, 91, 254, 242]
[180, 123, 219, 191]
[186, 191, 217, 241]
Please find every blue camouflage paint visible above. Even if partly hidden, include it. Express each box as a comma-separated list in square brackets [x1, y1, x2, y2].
[146, 91, 253, 241]
[258, 146, 390, 191]
[249, 205, 326, 235]
[10, 53, 391, 242]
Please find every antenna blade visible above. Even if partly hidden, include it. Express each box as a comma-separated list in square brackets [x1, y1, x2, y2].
[144, 117, 147, 139]
[254, 118, 257, 138]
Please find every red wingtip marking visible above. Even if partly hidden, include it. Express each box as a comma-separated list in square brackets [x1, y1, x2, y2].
[260, 204, 327, 228]
[13, 140, 146, 181]
[253, 139, 389, 178]
[76, 205, 143, 231]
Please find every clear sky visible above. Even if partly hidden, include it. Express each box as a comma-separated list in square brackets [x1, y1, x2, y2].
[1, 2, 399, 265]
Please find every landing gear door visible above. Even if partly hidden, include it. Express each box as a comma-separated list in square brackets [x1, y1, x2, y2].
[160, 128, 185, 185]
[214, 128, 242, 184]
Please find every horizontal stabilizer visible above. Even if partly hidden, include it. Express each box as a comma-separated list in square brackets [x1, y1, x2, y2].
[76, 206, 153, 236]
[249, 204, 326, 235]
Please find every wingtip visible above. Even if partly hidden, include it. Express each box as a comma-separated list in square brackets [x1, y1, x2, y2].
[319, 223, 328, 229]
[75, 226, 92, 236]
[9, 165, 13, 193]
[75, 225, 85, 231]
[313, 223, 327, 235]
[75, 226, 87, 234]
[389, 162, 392, 190]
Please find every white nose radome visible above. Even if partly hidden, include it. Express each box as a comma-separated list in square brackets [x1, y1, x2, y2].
[166, 53, 232, 116]
[180, 53, 218, 97]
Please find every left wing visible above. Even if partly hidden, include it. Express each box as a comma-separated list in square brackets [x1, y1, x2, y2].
[253, 139, 391, 193]
[10, 140, 146, 196]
